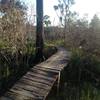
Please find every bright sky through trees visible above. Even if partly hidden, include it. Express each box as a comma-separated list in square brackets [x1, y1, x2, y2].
[72, 0, 100, 19]
[23, 0, 100, 25]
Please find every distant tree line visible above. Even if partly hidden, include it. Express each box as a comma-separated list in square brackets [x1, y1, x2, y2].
[52, 0, 100, 54]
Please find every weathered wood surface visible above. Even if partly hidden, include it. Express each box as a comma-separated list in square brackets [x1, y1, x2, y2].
[0, 48, 70, 100]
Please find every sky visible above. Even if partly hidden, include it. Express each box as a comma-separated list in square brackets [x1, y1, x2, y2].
[72, 0, 100, 18]
[23, 0, 100, 25]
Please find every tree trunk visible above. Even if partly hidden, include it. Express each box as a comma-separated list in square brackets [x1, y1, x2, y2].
[35, 0, 44, 62]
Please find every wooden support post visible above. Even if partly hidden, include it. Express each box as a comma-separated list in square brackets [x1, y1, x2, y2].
[35, 0, 44, 62]
[57, 71, 61, 96]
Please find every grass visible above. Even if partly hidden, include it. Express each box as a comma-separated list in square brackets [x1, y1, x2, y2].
[80, 82, 100, 100]
[45, 39, 65, 47]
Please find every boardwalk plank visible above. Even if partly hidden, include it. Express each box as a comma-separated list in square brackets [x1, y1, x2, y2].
[0, 48, 70, 100]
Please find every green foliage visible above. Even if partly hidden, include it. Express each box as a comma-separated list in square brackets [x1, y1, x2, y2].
[0, 40, 9, 49]
[44, 15, 51, 27]
[0, 41, 35, 95]
[25, 40, 35, 54]
[66, 48, 100, 99]
[45, 39, 65, 47]
[69, 48, 100, 80]
[43, 42, 57, 59]
[80, 83, 100, 100]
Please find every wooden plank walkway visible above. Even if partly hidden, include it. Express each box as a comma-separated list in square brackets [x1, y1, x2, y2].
[0, 48, 70, 100]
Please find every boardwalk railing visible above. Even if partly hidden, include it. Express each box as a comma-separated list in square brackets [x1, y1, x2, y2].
[1, 48, 70, 100]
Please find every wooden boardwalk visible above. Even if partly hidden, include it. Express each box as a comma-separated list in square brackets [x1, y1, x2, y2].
[0, 48, 70, 100]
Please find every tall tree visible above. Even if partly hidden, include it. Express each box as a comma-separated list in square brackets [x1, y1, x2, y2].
[54, 0, 75, 42]
[54, 0, 74, 26]
[35, 0, 44, 62]
[89, 14, 100, 50]
[90, 14, 100, 31]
